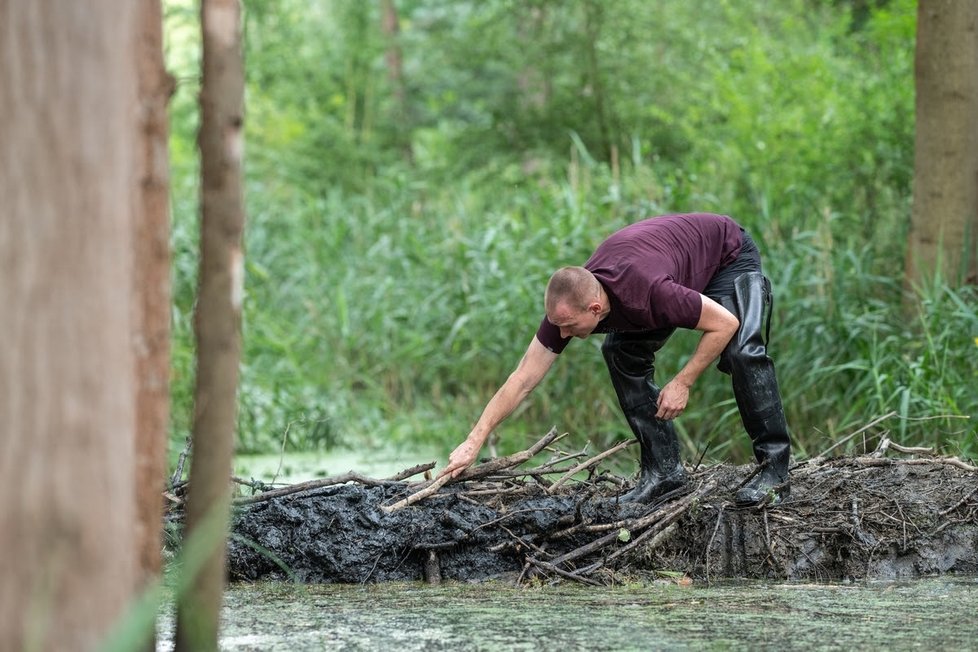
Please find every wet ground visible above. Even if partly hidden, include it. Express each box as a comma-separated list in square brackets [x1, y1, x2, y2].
[219, 456, 978, 584]
[155, 575, 978, 651]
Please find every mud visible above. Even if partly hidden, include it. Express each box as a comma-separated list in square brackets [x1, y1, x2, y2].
[217, 456, 978, 585]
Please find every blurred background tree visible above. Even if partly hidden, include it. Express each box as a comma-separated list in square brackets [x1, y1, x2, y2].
[163, 0, 976, 472]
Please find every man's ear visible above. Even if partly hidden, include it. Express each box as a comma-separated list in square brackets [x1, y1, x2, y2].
[588, 301, 602, 315]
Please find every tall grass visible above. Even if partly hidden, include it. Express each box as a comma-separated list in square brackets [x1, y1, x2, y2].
[165, 0, 975, 467]
[167, 151, 977, 466]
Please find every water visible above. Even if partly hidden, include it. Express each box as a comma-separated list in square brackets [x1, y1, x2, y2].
[233, 447, 440, 486]
[156, 575, 978, 651]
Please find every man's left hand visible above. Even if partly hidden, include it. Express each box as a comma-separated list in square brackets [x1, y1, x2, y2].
[655, 379, 690, 420]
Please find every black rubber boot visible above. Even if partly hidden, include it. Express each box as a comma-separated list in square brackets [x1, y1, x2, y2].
[718, 272, 791, 506]
[602, 332, 689, 504]
[619, 412, 689, 503]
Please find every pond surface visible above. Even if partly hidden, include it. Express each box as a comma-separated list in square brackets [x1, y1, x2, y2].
[156, 575, 978, 651]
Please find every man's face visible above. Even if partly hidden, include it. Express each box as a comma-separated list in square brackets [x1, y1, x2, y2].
[548, 301, 601, 339]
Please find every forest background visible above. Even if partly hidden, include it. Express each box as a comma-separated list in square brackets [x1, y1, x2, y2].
[164, 0, 976, 471]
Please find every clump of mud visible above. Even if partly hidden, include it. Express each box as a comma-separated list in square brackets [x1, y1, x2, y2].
[219, 455, 978, 585]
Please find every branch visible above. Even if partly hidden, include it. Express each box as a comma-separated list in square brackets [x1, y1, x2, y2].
[818, 411, 897, 458]
[232, 462, 436, 506]
[528, 480, 713, 580]
[380, 427, 563, 513]
[546, 439, 634, 493]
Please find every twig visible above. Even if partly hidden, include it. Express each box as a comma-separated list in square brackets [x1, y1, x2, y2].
[530, 480, 714, 580]
[381, 427, 563, 513]
[819, 411, 897, 458]
[870, 436, 891, 458]
[379, 474, 452, 513]
[854, 457, 977, 472]
[452, 427, 564, 482]
[887, 442, 937, 455]
[546, 439, 634, 493]
[524, 557, 604, 586]
[233, 463, 435, 506]
[733, 458, 769, 491]
[705, 505, 725, 585]
[170, 436, 192, 490]
[587, 522, 679, 575]
[762, 510, 778, 574]
[693, 442, 711, 472]
[940, 486, 978, 516]
[271, 417, 299, 485]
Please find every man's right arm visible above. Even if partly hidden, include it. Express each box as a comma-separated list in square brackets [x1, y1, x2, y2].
[438, 336, 558, 478]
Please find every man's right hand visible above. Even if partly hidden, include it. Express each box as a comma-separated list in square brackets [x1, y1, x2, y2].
[436, 336, 557, 480]
[437, 438, 482, 479]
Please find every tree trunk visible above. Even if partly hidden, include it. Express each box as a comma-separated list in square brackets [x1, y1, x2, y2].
[906, 0, 978, 291]
[0, 3, 140, 651]
[381, 0, 413, 162]
[133, 1, 175, 650]
[174, 0, 246, 650]
[517, 5, 550, 114]
[583, 0, 613, 165]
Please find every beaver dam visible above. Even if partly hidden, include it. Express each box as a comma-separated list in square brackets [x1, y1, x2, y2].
[169, 427, 978, 586]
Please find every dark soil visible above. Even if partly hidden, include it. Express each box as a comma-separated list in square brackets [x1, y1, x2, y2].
[220, 455, 978, 585]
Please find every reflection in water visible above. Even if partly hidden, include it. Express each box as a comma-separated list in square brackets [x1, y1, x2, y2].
[157, 576, 978, 651]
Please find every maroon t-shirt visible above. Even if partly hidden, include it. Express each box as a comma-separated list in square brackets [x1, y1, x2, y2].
[536, 213, 743, 353]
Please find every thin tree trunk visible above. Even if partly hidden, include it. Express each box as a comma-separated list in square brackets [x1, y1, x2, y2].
[906, 0, 978, 292]
[517, 5, 550, 113]
[0, 3, 140, 651]
[133, 4, 175, 650]
[174, 0, 246, 650]
[381, 0, 413, 161]
[583, 0, 612, 165]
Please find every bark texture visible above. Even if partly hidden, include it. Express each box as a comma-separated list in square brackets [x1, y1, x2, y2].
[174, 0, 246, 650]
[133, 0, 175, 626]
[0, 2, 139, 650]
[907, 0, 978, 289]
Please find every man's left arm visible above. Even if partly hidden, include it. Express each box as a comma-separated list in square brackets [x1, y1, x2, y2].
[656, 295, 739, 420]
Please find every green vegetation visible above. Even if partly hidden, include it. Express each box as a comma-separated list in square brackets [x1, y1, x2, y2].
[163, 0, 976, 468]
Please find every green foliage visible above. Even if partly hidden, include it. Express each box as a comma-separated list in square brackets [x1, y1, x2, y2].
[163, 0, 977, 466]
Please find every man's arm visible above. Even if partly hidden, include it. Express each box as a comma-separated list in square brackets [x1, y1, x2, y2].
[656, 295, 739, 420]
[438, 336, 558, 478]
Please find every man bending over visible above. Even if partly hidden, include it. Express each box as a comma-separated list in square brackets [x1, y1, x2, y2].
[439, 213, 791, 506]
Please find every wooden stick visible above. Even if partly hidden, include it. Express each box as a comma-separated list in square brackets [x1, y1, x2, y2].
[452, 427, 564, 482]
[534, 480, 713, 576]
[939, 486, 978, 516]
[704, 505, 725, 585]
[523, 557, 604, 586]
[818, 411, 897, 458]
[169, 436, 192, 490]
[232, 462, 436, 506]
[888, 442, 937, 455]
[854, 456, 977, 472]
[381, 427, 563, 513]
[379, 474, 452, 513]
[546, 439, 634, 493]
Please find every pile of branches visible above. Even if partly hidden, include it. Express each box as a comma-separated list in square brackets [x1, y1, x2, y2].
[171, 421, 978, 586]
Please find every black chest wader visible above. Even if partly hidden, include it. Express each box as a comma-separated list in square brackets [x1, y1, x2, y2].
[601, 271, 791, 506]
[717, 272, 791, 505]
[602, 330, 689, 503]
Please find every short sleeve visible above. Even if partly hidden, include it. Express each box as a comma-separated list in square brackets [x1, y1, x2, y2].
[649, 280, 702, 329]
[534, 316, 571, 354]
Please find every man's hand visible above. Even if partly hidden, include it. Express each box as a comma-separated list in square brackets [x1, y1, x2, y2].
[655, 378, 690, 420]
[653, 294, 737, 421]
[437, 438, 483, 479]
